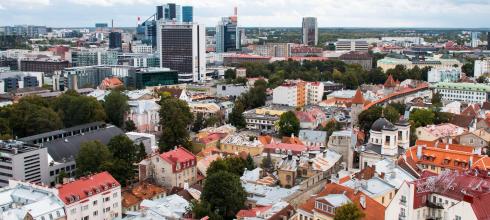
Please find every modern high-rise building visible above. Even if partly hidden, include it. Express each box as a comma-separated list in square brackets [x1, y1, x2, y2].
[215, 8, 240, 53]
[157, 21, 206, 83]
[182, 6, 193, 22]
[109, 31, 122, 49]
[487, 32, 490, 50]
[302, 17, 318, 46]
[471, 32, 480, 48]
[138, 3, 194, 48]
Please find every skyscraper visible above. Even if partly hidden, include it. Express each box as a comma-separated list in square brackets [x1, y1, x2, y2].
[471, 32, 480, 48]
[302, 17, 318, 46]
[182, 6, 193, 22]
[138, 3, 194, 48]
[215, 7, 240, 53]
[157, 21, 206, 83]
[109, 32, 122, 49]
[487, 32, 490, 50]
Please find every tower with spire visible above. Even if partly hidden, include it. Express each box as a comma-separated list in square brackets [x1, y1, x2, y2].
[350, 87, 365, 127]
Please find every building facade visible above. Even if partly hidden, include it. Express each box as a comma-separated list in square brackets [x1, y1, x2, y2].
[302, 17, 318, 46]
[427, 68, 461, 83]
[431, 82, 490, 104]
[215, 9, 240, 53]
[474, 58, 490, 78]
[157, 21, 206, 83]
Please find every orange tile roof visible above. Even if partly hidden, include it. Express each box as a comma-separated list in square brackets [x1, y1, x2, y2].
[415, 140, 474, 153]
[282, 136, 304, 145]
[258, 135, 274, 145]
[122, 181, 166, 208]
[298, 183, 385, 220]
[405, 144, 489, 172]
[363, 83, 428, 110]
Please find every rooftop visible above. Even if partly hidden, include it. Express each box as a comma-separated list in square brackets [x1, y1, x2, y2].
[57, 172, 120, 205]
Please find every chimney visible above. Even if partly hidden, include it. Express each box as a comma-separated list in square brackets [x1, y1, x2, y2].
[308, 152, 316, 159]
[234, 6, 238, 16]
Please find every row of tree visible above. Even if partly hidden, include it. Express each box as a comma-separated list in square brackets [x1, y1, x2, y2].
[235, 60, 431, 90]
[0, 90, 131, 139]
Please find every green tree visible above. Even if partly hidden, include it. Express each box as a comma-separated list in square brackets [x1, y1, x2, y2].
[107, 135, 137, 163]
[431, 92, 443, 108]
[260, 152, 274, 173]
[387, 102, 406, 115]
[333, 203, 365, 220]
[207, 157, 247, 177]
[8, 99, 63, 137]
[192, 113, 205, 132]
[462, 62, 474, 77]
[410, 108, 435, 128]
[0, 118, 12, 140]
[384, 106, 400, 123]
[75, 141, 112, 177]
[205, 115, 220, 128]
[189, 200, 223, 220]
[476, 75, 488, 83]
[158, 96, 193, 152]
[323, 120, 341, 138]
[228, 100, 246, 129]
[434, 109, 453, 124]
[124, 120, 137, 132]
[224, 69, 236, 80]
[53, 91, 106, 127]
[136, 142, 147, 161]
[56, 170, 69, 184]
[278, 111, 300, 137]
[101, 158, 135, 186]
[358, 106, 382, 133]
[201, 171, 247, 218]
[245, 153, 255, 170]
[104, 91, 129, 127]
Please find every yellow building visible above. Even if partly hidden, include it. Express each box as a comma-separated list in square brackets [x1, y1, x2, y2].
[220, 131, 264, 156]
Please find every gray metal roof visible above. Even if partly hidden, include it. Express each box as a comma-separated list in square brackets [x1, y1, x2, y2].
[43, 125, 124, 162]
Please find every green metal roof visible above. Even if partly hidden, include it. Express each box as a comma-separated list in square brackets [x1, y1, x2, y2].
[431, 82, 490, 92]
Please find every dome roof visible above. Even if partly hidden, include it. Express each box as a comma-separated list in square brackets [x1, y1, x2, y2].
[371, 117, 394, 132]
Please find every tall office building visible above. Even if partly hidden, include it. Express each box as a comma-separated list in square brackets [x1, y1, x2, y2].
[487, 32, 490, 50]
[109, 32, 122, 49]
[471, 32, 480, 48]
[138, 3, 193, 48]
[302, 17, 318, 46]
[215, 7, 240, 53]
[157, 21, 206, 83]
[182, 6, 193, 22]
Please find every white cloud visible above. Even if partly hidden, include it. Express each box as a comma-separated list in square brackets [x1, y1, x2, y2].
[0, 0, 50, 9]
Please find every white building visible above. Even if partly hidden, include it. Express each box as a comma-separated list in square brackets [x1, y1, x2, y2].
[272, 80, 323, 107]
[474, 59, 490, 78]
[431, 82, 490, 104]
[335, 40, 369, 52]
[0, 180, 66, 220]
[471, 32, 480, 48]
[157, 21, 206, 83]
[0, 140, 49, 187]
[0, 71, 43, 93]
[427, 68, 461, 83]
[58, 172, 122, 220]
[127, 100, 161, 134]
[131, 43, 153, 54]
[359, 118, 410, 169]
[385, 171, 490, 220]
[216, 84, 250, 98]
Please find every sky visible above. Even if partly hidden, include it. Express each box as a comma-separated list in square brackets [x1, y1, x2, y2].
[0, 0, 489, 28]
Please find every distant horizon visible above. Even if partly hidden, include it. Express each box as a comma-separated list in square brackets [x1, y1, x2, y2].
[1, 0, 490, 29]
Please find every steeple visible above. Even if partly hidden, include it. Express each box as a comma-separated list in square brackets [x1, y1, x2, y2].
[351, 88, 365, 105]
[384, 75, 396, 88]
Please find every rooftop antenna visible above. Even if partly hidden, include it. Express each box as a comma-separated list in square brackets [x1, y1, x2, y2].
[111, 19, 114, 31]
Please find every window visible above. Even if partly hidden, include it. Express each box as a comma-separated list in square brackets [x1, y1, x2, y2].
[456, 215, 462, 220]
[93, 200, 97, 206]
[70, 208, 76, 214]
[385, 136, 390, 143]
[93, 211, 98, 216]
[104, 197, 110, 202]
[400, 195, 407, 204]
[113, 192, 118, 198]
[82, 205, 88, 211]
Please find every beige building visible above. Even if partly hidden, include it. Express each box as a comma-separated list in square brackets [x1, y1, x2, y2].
[138, 147, 197, 189]
[416, 123, 466, 142]
[377, 54, 462, 72]
[220, 131, 264, 156]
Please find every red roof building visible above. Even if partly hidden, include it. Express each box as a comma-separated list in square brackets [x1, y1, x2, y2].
[139, 147, 198, 188]
[57, 172, 122, 219]
[384, 75, 397, 88]
[351, 88, 365, 105]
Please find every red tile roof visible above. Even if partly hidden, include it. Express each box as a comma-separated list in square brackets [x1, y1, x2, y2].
[384, 75, 397, 88]
[298, 183, 385, 220]
[295, 111, 316, 123]
[160, 147, 197, 173]
[236, 205, 272, 218]
[351, 88, 365, 105]
[415, 140, 474, 153]
[58, 172, 120, 205]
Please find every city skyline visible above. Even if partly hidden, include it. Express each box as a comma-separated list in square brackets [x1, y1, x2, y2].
[1, 0, 490, 28]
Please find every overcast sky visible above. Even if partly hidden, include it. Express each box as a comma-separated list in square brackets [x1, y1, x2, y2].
[0, 0, 489, 28]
